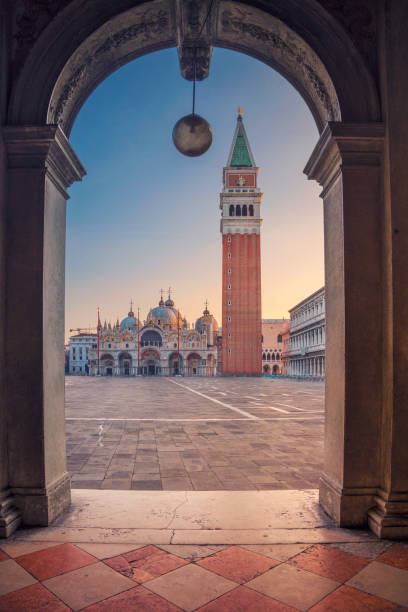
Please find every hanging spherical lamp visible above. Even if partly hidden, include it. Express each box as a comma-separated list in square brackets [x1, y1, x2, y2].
[173, 1, 214, 157]
[173, 113, 213, 157]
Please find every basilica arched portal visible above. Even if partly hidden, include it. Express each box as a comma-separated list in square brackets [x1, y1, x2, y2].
[1, 0, 407, 540]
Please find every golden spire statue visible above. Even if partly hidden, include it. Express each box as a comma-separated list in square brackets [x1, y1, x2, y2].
[238, 106, 243, 116]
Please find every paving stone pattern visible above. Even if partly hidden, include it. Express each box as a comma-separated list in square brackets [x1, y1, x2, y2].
[65, 377, 324, 491]
[1, 540, 407, 610]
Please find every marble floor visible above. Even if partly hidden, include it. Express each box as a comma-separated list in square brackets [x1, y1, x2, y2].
[1, 490, 407, 611]
[65, 377, 324, 491]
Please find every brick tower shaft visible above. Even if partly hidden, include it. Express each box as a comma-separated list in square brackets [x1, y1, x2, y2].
[220, 109, 262, 375]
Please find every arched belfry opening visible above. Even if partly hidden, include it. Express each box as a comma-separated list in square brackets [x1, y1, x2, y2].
[1, 0, 407, 542]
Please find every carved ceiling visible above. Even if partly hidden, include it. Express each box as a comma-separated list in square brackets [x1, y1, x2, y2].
[6, 0, 379, 131]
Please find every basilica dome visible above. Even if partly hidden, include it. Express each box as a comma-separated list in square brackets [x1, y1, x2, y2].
[146, 294, 183, 329]
[195, 303, 218, 345]
[147, 306, 177, 327]
[120, 307, 139, 330]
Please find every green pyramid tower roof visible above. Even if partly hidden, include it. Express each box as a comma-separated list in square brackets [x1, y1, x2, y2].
[227, 110, 256, 167]
[230, 127, 252, 166]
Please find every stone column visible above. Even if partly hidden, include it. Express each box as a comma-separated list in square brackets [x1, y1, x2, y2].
[367, 1, 408, 538]
[305, 122, 384, 527]
[4, 125, 85, 526]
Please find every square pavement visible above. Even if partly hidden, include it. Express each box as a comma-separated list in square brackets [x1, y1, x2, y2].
[1, 540, 407, 610]
[66, 377, 324, 491]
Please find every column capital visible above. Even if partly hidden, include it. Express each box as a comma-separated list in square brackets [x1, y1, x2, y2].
[3, 125, 86, 197]
[304, 122, 384, 197]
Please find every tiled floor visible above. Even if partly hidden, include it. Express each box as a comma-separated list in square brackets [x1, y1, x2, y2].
[1, 540, 407, 611]
[65, 377, 324, 491]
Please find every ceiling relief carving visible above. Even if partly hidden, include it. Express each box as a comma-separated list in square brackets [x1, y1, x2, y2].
[317, 0, 377, 76]
[215, 2, 340, 127]
[176, 0, 214, 81]
[12, 0, 71, 72]
[48, 2, 173, 133]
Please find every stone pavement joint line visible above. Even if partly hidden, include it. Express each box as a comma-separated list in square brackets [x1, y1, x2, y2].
[65, 377, 324, 491]
[1, 539, 407, 610]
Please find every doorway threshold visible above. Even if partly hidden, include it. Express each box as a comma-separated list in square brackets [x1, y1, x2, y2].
[9, 490, 378, 545]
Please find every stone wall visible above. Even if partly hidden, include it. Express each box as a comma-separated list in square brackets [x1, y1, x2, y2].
[0, 6, 8, 493]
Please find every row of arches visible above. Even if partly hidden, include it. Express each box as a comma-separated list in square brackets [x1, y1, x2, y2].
[262, 352, 281, 361]
[229, 204, 254, 217]
[95, 351, 215, 376]
[263, 364, 281, 375]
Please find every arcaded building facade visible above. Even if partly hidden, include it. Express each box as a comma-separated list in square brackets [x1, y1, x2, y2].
[282, 288, 325, 378]
[221, 110, 262, 375]
[262, 319, 290, 375]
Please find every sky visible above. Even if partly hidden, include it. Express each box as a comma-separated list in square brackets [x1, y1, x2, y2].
[66, 47, 323, 341]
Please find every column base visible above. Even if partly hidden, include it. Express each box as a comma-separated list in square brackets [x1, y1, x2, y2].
[319, 474, 376, 527]
[0, 489, 22, 538]
[12, 473, 71, 527]
[367, 490, 408, 539]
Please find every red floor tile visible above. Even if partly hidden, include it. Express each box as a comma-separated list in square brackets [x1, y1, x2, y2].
[197, 585, 298, 611]
[82, 585, 183, 611]
[0, 583, 69, 611]
[16, 543, 97, 580]
[0, 551, 9, 562]
[376, 545, 408, 571]
[104, 545, 188, 583]
[309, 584, 398, 611]
[197, 546, 279, 583]
[288, 544, 369, 582]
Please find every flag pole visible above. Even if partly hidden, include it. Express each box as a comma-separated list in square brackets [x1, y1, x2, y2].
[137, 306, 140, 376]
[97, 306, 100, 375]
[177, 309, 180, 375]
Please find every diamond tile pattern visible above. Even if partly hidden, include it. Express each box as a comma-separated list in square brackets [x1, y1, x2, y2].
[288, 543, 369, 582]
[104, 545, 188, 582]
[0, 540, 407, 611]
[0, 583, 70, 612]
[15, 542, 97, 580]
[197, 545, 279, 583]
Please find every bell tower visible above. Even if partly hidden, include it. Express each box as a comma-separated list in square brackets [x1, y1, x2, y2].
[220, 108, 262, 375]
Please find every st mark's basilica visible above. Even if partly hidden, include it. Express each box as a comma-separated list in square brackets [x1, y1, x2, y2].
[88, 293, 219, 377]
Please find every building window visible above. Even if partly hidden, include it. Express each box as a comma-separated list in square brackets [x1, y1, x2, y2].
[236, 204, 241, 216]
[229, 205, 234, 216]
[227, 284, 231, 289]
[242, 204, 247, 216]
[227, 252, 231, 259]
[228, 268, 231, 275]
[228, 349, 231, 354]
[228, 333, 231, 338]
[108, 343, 111, 348]
[227, 235, 231, 242]
[277, 334, 282, 343]
[72, 367, 75, 372]
[227, 300, 231, 305]
[126, 343, 129, 348]
[249, 204, 254, 216]
[227, 316, 231, 322]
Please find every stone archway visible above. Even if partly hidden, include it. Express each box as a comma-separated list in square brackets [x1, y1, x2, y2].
[169, 352, 182, 376]
[140, 349, 161, 376]
[118, 352, 132, 376]
[100, 354, 115, 376]
[2, 0, 406, 539]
